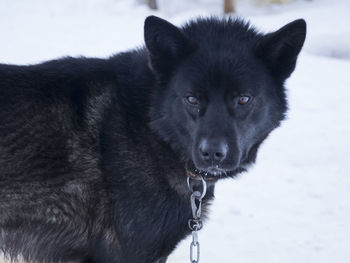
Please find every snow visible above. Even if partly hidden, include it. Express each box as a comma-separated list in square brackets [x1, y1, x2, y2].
[1, 0, 350, 262]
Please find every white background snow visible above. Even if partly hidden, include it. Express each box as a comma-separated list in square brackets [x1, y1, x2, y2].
[1, 0, 349, 262]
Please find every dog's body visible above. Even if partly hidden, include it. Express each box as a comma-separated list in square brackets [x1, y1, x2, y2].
[0, 17, 306, 263]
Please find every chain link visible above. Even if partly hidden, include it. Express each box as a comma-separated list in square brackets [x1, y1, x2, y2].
[190, 231, 200, 263]
[187, 176, 207, 263]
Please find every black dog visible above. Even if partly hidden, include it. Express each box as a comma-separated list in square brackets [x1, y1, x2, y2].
[0, 16, 306, 263]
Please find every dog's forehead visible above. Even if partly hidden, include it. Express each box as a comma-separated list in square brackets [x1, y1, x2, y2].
[175, 50, 263, 95]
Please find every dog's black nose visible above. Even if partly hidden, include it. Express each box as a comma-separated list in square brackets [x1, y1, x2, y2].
[199, 139, 228, 163]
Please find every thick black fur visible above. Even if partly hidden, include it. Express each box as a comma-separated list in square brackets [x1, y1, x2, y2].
[0, 16, 306, 263]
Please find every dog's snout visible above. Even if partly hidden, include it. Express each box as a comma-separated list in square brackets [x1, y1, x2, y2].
[199, 139, 228, 163]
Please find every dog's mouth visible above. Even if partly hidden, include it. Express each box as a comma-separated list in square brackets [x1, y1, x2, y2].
[185, 161, 245, 181]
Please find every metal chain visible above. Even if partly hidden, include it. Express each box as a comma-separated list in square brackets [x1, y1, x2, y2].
[187, 176, 207, 263]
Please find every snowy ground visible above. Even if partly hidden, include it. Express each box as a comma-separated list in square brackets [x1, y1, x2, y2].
[1, 0, 350, 262]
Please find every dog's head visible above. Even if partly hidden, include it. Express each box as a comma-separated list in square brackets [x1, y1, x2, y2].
[145, 16, 306, 179]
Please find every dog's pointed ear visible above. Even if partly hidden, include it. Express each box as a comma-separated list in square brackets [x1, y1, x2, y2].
[255, 19, 306, 82]
[144, 16, 194, 78]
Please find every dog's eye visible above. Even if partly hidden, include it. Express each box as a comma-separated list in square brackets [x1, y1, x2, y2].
[238, 95, 251, 105]
[186, 96, 199, 106]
